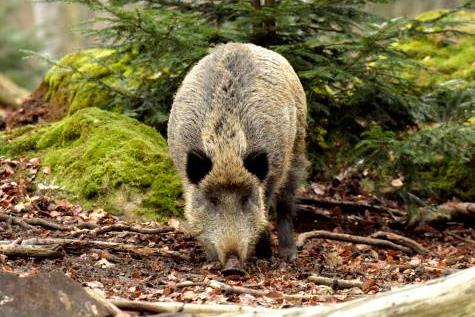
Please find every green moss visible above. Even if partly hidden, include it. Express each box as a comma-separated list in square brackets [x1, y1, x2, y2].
[0, 107, 182, 220]
[397, 10, 475, 86]
[419, 159, 475, 201]
[43, 49, 147, 116]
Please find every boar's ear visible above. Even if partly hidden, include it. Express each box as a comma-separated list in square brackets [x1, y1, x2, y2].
[186, 149, 212, 184]
[244, 151, 268, 182]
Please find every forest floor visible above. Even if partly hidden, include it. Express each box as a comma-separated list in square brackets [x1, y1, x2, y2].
[1, 156, 474, 314]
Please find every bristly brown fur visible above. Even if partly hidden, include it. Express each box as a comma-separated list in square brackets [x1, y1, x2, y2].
[167, 42, 308, 265]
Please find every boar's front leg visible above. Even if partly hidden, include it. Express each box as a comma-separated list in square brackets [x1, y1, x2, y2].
[254, 228, 272, 259]
[276, 173, 298, 260]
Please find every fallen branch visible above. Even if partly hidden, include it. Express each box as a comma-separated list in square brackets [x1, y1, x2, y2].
[296, 230, 412, 254]
[297, 197, 406, 218]
[88, 224, 174, 236]
[208, 280, 320, 300]
[0, 214, 37, 231]
[0, 214, 97, 231]
[0, 214, 173, 239]
[0, 238, 188, 260]
[307, 275, 363, 289]
[0, 243, 61, 258]
[370, 231, 429, 255]
[446, 231, 475, 245]
[111, 299, 271, 315]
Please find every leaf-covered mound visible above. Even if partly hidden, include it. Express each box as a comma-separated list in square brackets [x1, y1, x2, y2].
[0, 107, 182, 220]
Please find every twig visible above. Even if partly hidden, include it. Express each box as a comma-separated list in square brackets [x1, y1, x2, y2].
[110, 299, 272, 315]
[370, 231, 429, 254]
[296, 230, 412, 254]
[0, 243, 61, 258]
[170, 281, 204, 289]
[21, 217, 70, 231]
[297, 197, 406, 218]
[88, 224, 174, 236]
[17, 238, 189, 260]
[208, 280, 321, 300]
[308, 275, 363, 289]
[0, 214, 37, 231]
[0, 213, 97, 231]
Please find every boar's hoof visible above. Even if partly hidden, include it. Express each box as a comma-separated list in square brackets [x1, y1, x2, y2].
[222, 256, 246, 277]
[278, 246, 297, 261]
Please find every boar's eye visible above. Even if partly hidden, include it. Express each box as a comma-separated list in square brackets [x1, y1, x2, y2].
[186, 149, 212, 184]
[240, 194, 251, 206]
[244, 151, 268, 182]
[208, 195, 219, 206]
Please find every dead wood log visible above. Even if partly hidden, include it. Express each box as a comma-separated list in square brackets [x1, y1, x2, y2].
[296, 230, 413, 254]
[307, 275, 363, 289]
[0, 73, 29, 108]
[0, 243, 61, 258]
[419, 201, 475, 224]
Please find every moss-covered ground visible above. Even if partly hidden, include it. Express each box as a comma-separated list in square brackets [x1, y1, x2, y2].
[0, 107, 182, 220]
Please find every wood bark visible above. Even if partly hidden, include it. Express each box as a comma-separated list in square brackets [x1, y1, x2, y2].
[0, 73, 29, 108]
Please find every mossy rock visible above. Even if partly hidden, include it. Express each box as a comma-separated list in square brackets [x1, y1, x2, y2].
[32, 49, 146, 120]
[0, 107, 182, 220]
[397, 10, 475, 86]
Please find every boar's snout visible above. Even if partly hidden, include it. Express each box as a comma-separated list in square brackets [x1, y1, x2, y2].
[222, 255, 246, 277]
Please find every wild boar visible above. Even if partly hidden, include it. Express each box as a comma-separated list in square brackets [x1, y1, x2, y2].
[167, 42, 307, 271]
